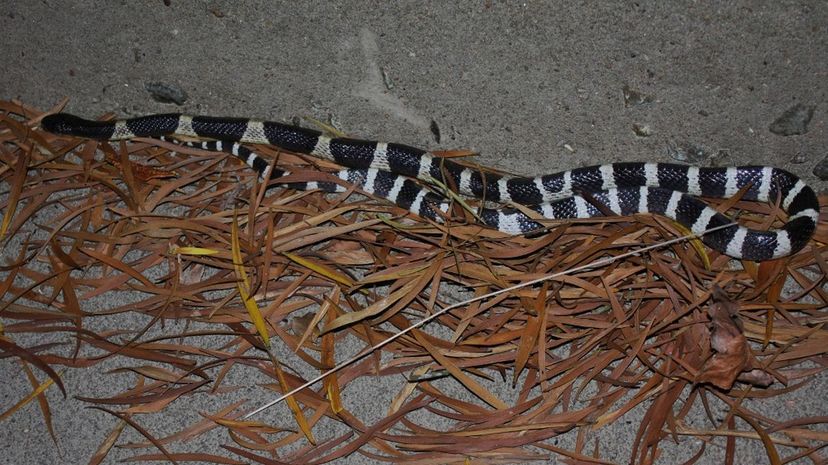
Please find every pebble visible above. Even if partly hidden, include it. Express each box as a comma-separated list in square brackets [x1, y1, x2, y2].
[381, 67, 394, 90]
[144, 81, 188, 105]
[708, 149, 732, 167]
[666, 142, 708, 164]
[430, 120, 441, 144]
[622, 85, 652, 107]
[769, 103, 815, 136]
[813, 156, 828, 180]
[632, 123, 652, 137]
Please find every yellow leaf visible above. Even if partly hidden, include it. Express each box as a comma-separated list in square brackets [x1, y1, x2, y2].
[270, 353, 316, 444]
[325, 378, 344, 414]
[283, 252, 354, 287]
[231, 214, 270, 348]
[170, 245, 220, 256]
[0, 369, 63, 422]
[671, 220, 711, 270]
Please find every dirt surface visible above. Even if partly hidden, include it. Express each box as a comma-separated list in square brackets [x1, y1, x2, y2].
[1, 1, 826, 464]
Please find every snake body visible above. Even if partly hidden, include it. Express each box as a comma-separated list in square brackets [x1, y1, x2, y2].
[42, 112, 820, 261]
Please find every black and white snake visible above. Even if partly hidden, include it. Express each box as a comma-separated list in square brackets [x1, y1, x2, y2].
[41, 112, 820, 262]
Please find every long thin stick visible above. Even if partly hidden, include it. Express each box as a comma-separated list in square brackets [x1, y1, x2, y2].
[244, 222, 737, 418]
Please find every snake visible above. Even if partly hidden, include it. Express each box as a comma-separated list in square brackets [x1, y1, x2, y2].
[41, 112, 820, 261]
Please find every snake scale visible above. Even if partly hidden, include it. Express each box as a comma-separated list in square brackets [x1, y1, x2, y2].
[41, 112, 820, 261]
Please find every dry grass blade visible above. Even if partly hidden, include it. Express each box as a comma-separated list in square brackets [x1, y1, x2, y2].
[283, 252, 354, 287]
[88, 418, 127, 465]
[1, 101, 825, 464]
[269, 355, 317, 445]
[0, 144, 27, 239]
[413, 329, 508, 410]
[20, 361, 58, 446]
[89, 407, 180, 465]
[322, 276, 419, 333]
[121, 453, 247, 464]
[232, 211, 319, 445]
[230, 213, 269, 347]
[321, 304, 344, 414]
[0, 338, 66, 396]
[0, 366, 64, 422]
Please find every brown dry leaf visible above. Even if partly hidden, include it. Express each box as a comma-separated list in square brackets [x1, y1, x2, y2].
[431, 149, 478, 158]
[0, 366, 64, 423]
[322, 300, 344, 414]
[110, 365, 197, 384]
[210, 416, 290, 434]
[413, 330, 508, 410]
[20, 362, 58, 445]
[0, 338, 66, 397]
[88, 418, 127, 465]
[269, 351, 316, 445]
[121, 452, 246, 464]
[0, 144, 27, 239]
[90, 407, 179, 465]
[284, 252, 355, 287]
[0, 101, 825, 465]
[696, 287, 752, 390]
[231, 213, 270, 347]
[322, 275, 421, 334]
[122, 400, 250, 449]
[736, 410, 782, 465]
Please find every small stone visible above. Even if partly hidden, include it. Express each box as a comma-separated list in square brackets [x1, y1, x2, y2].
[667, 142, 707, 164]
[769, 103, 815, 136]
[430, 120, 441, 144]
[813, 156, 828, 180]
[381, 67, 394, 90]
[622, 84, 653, 107]
[632, 123, 652, 137]
[144, 81, 188, 105]
[708, 149, 732, 167]
[791, 152, 808, 164]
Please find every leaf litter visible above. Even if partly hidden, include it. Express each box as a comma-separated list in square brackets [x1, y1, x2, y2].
[0, 100, 826, 464]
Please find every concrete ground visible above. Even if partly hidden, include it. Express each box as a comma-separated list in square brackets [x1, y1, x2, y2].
[1, 1, 826, 464]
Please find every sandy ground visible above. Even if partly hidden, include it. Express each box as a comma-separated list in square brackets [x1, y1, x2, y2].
[1, 1, 826, 464]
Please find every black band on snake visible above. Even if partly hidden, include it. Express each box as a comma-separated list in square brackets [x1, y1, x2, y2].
[41, 112, 820, 262]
